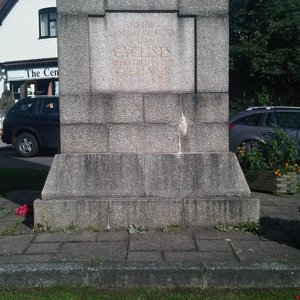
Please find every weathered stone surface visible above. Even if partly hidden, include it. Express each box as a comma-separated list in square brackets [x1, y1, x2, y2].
[184, 197, 260, 226]
[25, 243, 61, 254]
[34, 233, 69, 243]
[180, 123, 228, 152]
[144, 153, 250, 197]
[0, 235, 34, 256]
[60, 94, 143, 124]
[179, 0, 228, 16]
[109, 125, 179, 153]
[89, 13, 195, 93]
[97, 231, 128, 242]
[106, 0, 178, 11]
[34, 199, 109, 230]
[182, 94, 228, 123]
[144, 94, 182, 123]
[164, 251, 237, 263]
[195, 240, 232, 252]
[193, 229, 261, 241]
[0, 254, 54, 264]
[53, 242, 127, 262]
[60, 124, 108, 153]
[129, 232, 196, 251]
[57, 0, 105, 16]
[41, 153, 250, 200]
[41, 154, 144, 200]
[197, 17, 229, 92]
[109, 198, 184, 227]
[57, 15, 90, 95]
[68, 232, 98, 242]
[61, 93, 228, 126]
[35, 197, 259, 229]
[127, 251, 163, 262]
[231, 241, 300, 263]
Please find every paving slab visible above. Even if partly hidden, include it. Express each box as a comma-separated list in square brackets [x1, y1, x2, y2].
[0, 235, 34, 256]
[193, 229, 262, 241]
[97, 231, 128, 242]
[164, 251, 238, 263]
[129, 231, 196, 251]
[127, 251, 163, 262]
[53, 241, 128, 263]
[231, 240, 300, 263]
[0, 191, 299, 288]
[195, 240, 233, 252]
[0, 254, 54, 264]
[25, 242, 62, 254]
[33, 232, 69, 243]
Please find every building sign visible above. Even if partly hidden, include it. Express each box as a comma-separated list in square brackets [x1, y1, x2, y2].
[7, 67, 59, 81]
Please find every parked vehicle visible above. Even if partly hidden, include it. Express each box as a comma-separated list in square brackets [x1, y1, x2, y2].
[1, 96, 60, 157]
[229, 106, 300, 158]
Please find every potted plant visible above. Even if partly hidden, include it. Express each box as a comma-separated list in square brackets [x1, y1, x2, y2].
[238, 128, 300, 194]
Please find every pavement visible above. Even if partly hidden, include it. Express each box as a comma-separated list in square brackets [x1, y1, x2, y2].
[0, 141, 53, 169]
[0, 190, 299, 289]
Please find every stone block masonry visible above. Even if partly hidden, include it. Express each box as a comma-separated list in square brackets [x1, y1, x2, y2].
[35, 0, 259, 229]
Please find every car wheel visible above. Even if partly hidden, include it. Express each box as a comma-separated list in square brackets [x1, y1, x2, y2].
[15, 133, 39, 158]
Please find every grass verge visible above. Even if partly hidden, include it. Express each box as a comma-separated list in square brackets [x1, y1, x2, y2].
[0, 168, 49, 197]
[0, 287, 299, 300]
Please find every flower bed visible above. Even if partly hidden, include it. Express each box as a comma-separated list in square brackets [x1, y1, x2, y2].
[244, 170, 298, 194]
[238, 128, 299, 195]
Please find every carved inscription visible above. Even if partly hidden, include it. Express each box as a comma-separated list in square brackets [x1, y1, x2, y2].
[111, 21, 176, 85]
[89, 13, 195, 93]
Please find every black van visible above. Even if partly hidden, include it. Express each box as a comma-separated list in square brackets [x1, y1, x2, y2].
[1, 96, 59, 157]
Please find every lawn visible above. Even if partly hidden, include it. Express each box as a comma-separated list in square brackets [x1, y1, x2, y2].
[0, 287, 299, 300]
[0, 168, 49, 197]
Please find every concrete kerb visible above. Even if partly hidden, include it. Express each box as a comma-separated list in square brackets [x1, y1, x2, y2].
[0, 262, 299, 289]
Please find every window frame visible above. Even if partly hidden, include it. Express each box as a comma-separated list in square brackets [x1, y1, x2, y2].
[38, 7, 57, 39]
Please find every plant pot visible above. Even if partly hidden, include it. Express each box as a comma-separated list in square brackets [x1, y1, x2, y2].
[243, 170, 298, 194]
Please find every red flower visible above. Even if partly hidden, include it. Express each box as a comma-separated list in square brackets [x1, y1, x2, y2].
[15, 204, 33, 217]
[295, 296, 300, 300]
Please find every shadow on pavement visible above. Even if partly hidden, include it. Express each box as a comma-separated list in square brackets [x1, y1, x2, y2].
[260, 216, 300, 250]
[0, 144, 55, 169]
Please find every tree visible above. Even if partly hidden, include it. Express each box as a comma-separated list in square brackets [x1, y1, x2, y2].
[229, 0, 300, 113]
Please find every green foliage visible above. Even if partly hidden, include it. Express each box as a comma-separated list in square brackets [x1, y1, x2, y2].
[0, 219, 23, 236]
[229, 0, 300, 112]
[0, 287, 299, 300]
[263, 128, 298, 170]
[128, 224, 146, 234]
[239, 145, 267, 171]
[0, 206, 13, 218]
[66, 222, 77, 231]
[239, 128, 298, 173]
[32, 223, 51, 233]
[216, 221, 263, 235]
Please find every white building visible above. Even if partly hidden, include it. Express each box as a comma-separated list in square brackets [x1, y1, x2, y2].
[0, 0, 58, 100]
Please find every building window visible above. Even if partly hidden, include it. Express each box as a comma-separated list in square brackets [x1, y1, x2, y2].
[39, 8, 57, 38]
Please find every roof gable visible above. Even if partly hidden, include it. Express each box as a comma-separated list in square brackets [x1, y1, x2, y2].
[0, 0, 18, 26]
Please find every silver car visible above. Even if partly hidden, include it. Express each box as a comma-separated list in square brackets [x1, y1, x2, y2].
[229, 106, 300, 157]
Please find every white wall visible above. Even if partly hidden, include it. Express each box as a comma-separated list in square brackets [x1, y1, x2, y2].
[0, 0, 58, 95]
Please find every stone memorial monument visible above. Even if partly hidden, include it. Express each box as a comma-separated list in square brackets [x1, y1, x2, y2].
[35, 0, 260, 229]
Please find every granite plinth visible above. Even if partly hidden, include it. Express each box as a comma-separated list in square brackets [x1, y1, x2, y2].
[34, 153, 259, 229]
[35, 197, 259, 230]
